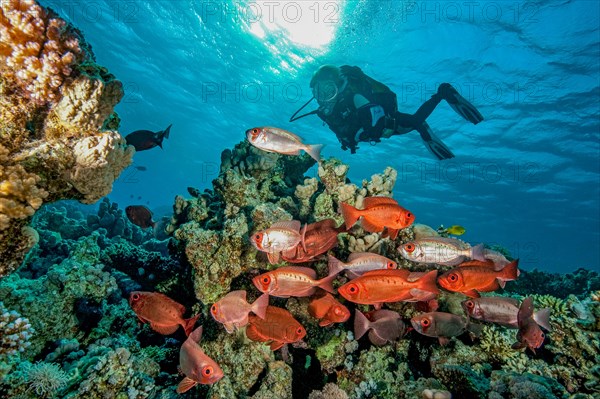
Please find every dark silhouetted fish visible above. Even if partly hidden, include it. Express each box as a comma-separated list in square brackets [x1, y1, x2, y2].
[134, 166, 147, 171]
[126, 205, 156, 229]
[125, 124, 172, 151]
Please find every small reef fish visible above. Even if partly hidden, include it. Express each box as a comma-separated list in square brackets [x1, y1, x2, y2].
[462, 296, 552, 331]
[411, 311, 483, 345]
[440, 225, 466, 236]
[437, 259, 520, 298]
[125, 124, 172, 151]
[354, 309, 406, 346]
[126, 205, 156, 229]
[246, 126, 323, 163]
[281, 219, 344, 263]
[398, 237, 486, 266]
[134, 165, 147, 171]
[252, 266, 337, 297]
[337, 269, 439, 308]
[512, 297, 546, 353]
[251, 220, 303, 264]
[340, 197, 415, 240]
[210, 290, 269, 333]
[246, 306, 306, 351]
[177, 326, 224, 393]
[308, 293, 350, 327]
[328, 252, 398, 279]
[128, 291, 199, 336]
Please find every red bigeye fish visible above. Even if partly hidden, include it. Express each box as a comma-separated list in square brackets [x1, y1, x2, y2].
[398, 237, 486, 266]
[354, 309, 406, 346]
[245, 126, 323, 163]
[128, 291, 199, 336]
[462, 296, 552, 331]
[125, 124, 172, 151]
[281, 219, 344, 263]
[251, 220, 303, 264]
[210, 291, 269, 333]
[126, 205, 156, 229]
[512, 297, 546, 354]
[177, 326, 224, 393]
[340, 197, 415, 240]
[437, 259, 520, 298]
[246, 306, 306, 351]
[410, 312, 483, 346]
[337, 269, 439, 309]
[252, 266, 338, 298]
[308, 293, 350, 327]
[328, 253, 397, 279]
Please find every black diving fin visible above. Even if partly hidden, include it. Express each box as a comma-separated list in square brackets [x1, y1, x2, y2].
[418, 122, 455, 160]
[439, 83, 484, 125]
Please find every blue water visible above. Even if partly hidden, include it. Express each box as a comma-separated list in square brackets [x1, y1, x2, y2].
[42, 0, 599, 273]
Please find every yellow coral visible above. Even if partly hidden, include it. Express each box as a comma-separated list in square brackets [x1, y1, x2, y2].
[66, 132, 134, 203]
[0, 0, 83, 105]
[0, 145, 48, 230]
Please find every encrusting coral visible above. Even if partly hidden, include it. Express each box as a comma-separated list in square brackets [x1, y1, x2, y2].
[0, 0, 133, 277]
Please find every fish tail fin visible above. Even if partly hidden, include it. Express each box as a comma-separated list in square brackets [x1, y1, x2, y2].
[251, 293, 270, 320]
[340, 202, 361, 230]
[471, 243, 486, 261]
[305, 143, 324, 163]
[533, 308, 552, 331]
[300, 223, 308, 253]
[353, 310, 370, 340]
[157, 124, 172, 148]
[418, 270, 440, 295]
[499, 259, 520, 288]
[466, 320, 483, 340]
[327, 254, 346, 276]
[183, 314, 200, 337]
[317, 272, 338, 294]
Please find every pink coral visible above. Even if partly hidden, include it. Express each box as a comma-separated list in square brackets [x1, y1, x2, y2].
[0, 0, 84, 105]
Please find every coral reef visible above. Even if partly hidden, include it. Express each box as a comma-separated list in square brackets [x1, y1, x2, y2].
[0, 0, 133, 276]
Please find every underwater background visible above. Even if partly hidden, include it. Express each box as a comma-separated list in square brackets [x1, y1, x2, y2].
[1, 0, 599, 399]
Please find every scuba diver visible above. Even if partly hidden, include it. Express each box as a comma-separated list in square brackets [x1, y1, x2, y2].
[290, 65, 484, 160]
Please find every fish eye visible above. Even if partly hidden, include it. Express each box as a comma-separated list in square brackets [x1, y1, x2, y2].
[131, 293, 140, 301]
[406, 212, 412, 218]
[449, 273, 458, 282]
[421, 318, 430, 327]
[540, 333, 545, 338]
[210, 304, 217, 314]
[347, 284, 359, 294]
[252, 128, 259, 133]
[203, 366, 213, 376]
[333, 306, 343, 315]
[387, 261, 395, 269]
[255, 233, 261, 240]
[465, 301, 474, 309]
[296, 327, 304, 335]
[262, 276, 271, 284]
[404, 243, 415, 253]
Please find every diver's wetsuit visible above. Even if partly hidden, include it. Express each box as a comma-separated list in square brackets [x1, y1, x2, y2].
[316, 84, 445, 155]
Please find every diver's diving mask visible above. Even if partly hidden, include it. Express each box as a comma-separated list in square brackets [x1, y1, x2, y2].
[312, 80, 339, 115]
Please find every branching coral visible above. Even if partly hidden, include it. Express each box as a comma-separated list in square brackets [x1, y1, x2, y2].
[0, 0, 132, 275]
[0, 0, 84, 105]
[0, 301, 33, 360]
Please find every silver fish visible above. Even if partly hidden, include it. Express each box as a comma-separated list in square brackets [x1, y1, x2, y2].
[246, 126, 323, 163]
[462, 296, 551, 331]
[398, 237, 485, 266]
[411, 311, 482, 345]
[328, 253, 397, 279]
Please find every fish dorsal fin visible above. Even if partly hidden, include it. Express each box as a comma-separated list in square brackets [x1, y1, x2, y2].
[458, 259, 495, 268]
[271, 220, 301, 232]
[363, 196, 398, 207]
[314, 218, 338, 230]
[176, 376, 198, 394]
[278, 266, 317, 280]
[150, 323, 179, 335]
[189, 326, 203, 343]
[153, 292, 186, 315]
[361, 269, 411, 278]
[227, 290, 248, 303]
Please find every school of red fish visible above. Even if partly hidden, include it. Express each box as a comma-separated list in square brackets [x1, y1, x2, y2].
[127, 129, 550, 392]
